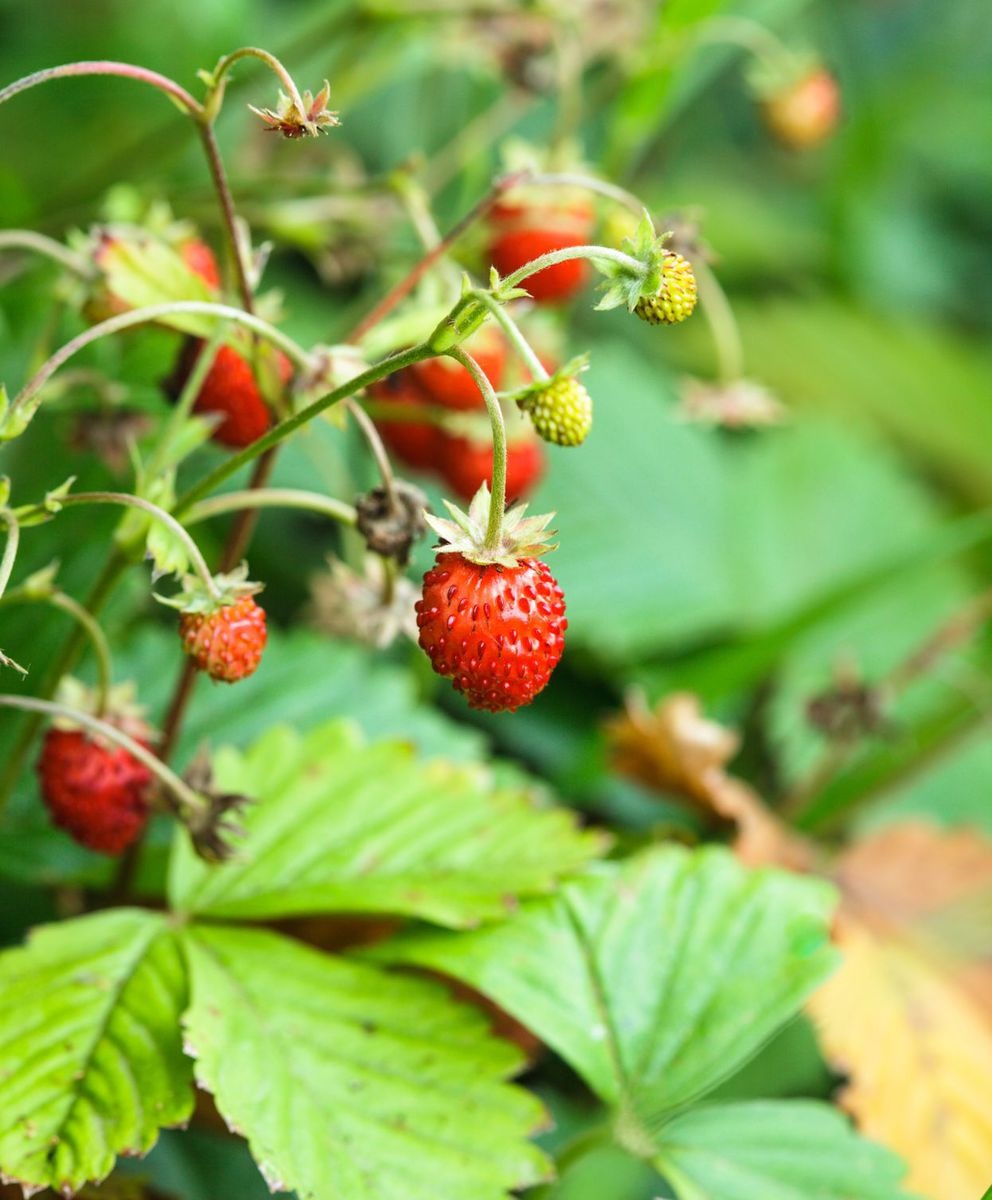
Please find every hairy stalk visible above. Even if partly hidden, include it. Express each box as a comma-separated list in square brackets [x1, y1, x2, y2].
[524, 171, 645, 216]
[345, 398, 400, 510]
[186, 488, 357, 528]
[0, 61, 202, 116]
[47, 593, 114, 716]
[0, 695, 208, 825]
[9, 300, 311, 431]
[0, 231, 90, 277]
[694, 260, 744, 383]
[54, 493, 219, 599]
[0, 511, 20, 599]
[694, 15, 797, 76]
[209, 46, 309, 117]
[501, 243, 643, 291]
[449, 347, 506, 550]
[471, 290, 549, 381]
[173, 342, 433, 515]
[195, 122, 255, 311]
[217, 453, 276, 572]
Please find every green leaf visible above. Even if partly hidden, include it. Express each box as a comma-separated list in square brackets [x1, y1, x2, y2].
[655, 1101, 916, 1200]
[167, 719, 605, 925]
[182, 924, 551, 1200]
[372, 848, 837, 1137]
[0, 908, 193, 1193]
[98, 238, 216, 336]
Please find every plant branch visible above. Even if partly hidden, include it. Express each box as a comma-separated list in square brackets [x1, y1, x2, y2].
[186, 488, 357, 528]
[471, 290, 549, 381]
[694, 259, 744, 383]
[0, 61, 202, 116]
[209, 46, 308, 117]
[0, 231, 90, 276]
[0, 511, 20, 599]
[449, 347, 506, 549]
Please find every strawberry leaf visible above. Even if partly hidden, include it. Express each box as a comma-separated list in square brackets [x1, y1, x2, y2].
[181, 924, 551, 1200]
[167, 719, 605, 925]
[0, 909, 193, 1193]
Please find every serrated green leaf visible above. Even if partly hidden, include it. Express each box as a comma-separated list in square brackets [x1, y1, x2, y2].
[182, 925, 551, 1200]
[0, 908, 194, 1193]
[167, 719, 604, 925]
[99, 239, 216, 336]
[655, 1101, 917, 1200]
[373, 847, 837, 1140]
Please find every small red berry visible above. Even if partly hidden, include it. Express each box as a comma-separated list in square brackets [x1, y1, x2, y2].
[416, 552, 566, 712]
[488, 199, 595, 303]
[438, 434, 545, 504]
[38, 726, 152, 855]
[411, 327, 507, 411]
[369, 369, 441, 470]
[179, 238, 222, 289]
[179, 594, 268, 683]
[761, 67, 841, 150]
[170, 342, 292, 449]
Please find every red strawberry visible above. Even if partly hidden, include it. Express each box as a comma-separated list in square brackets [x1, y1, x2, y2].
[760, 66, 841, 150]
[179, 592, 268, 683]
[415, 488, 566, 715]
[179, 238, 221, 289]
[169, 341, 293, 449]
[438, 433, 545, 504]
[369, 369, 441, 470]
[488, 198, 595, 303]
[38, 724, 152, 855]
[411, 326, 507, 411]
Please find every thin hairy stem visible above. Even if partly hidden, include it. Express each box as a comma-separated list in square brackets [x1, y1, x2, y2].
[0, 61, 202, 115]
[694, 260, 744, 383]
[0, 231, 90, 276]
[186, 488, 357, 527]
[471, 291, 549, 382]
[0, 511, 20, 598]
[449, 347, 506, 549]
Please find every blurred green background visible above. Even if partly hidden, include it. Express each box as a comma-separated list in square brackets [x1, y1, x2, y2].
[1, 0, 990, 1196]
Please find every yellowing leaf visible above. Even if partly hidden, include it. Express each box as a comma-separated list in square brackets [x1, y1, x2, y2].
[808, 917, 992, 1200]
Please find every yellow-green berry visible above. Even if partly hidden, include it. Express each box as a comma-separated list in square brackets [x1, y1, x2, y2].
[635, 251, 698, 325]
[518, 376, 593, 447]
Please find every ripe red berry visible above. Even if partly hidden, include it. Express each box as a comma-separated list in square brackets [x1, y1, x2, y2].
[369, 369, 441, 470]
[411, 327, 507, 411]
[488, 199, 595, 303]
[179, 238, 222, 289]
[38, 726, 152, 854]
[416, 552, 566, 712]
[170, 341, 292, 449]
[761, 67, 841, 150]
[179, 594, 268, 683]
[438, 433, 545, 504]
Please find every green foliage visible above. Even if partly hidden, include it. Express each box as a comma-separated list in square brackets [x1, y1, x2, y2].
[182, 925, 551, 1200]
[168, 718, 606, 925]
[654, 1101, 917, 1200]
[0, 909, 193, 1193]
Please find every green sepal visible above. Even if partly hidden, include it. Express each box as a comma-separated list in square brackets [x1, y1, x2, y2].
[424, 485, 557, 567]
[155, 562, 261, 614]
[13, 476, 76, 527]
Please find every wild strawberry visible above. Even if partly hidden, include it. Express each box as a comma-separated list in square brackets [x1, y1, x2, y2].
[168, 340, 293, 449]
[516, 372, 592, 447]
[416, 487, 566, 712]
[438, 432, 545, 503]
[179, 238, 221, 289]
[411, 326, 507, 411]
[634, 250, 698, 325]
[488, 197, 595, 303]
[760, 67, 841, 150]
[36, 683, 154, 855]
[164, 567, 268, 683]
[369, 369, 441, 470]
[179, 593, 268, 683]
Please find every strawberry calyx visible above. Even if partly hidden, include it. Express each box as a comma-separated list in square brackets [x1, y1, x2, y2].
[594, 211, 697, 320]
[156, 562, 262, 616]
[51, 677, 155, 748]
[424, 483, 556, 569]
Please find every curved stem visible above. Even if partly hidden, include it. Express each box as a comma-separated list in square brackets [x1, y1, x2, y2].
[694, 260, 744, 383]
[345, 398, 399, 509]
[524, 171, 644, 217]
[173, 342, 433, 516]
[0, 549, 129, 813]
[210, 46, 308, 117]
[0, 694, 208, 823]
[0, 61, 202, 116]
[195, 122, 255, 311]
[47, 592, 114, 716]
[0, 511, 20, 599]
[186, 487, 357, 528]
[0, 231, 90, 277]
[471, 290, 549, 382]
[56, 492, 218, 598]
[10, 301, 311, 428]
[449, 347, 506, 549]
[501, 243, 643, 292]
[694, 15, 797, 77]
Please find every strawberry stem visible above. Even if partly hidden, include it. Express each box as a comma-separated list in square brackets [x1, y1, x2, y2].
[500, 243, 643, 293]
[0, 61, 202, 116]
[52, 492, 220, 601]
[186, 489, 358, 529]
[209, 47, 309, 117]
[0, 231, 91, 277]
[471, 290, 550, 383]
[448, 347, 506, 550]
[694, 260, 744, 383]
[0, 511, 20, 601]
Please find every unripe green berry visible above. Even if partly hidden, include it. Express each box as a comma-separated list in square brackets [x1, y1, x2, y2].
[635, 251, 698, 325]
[518, 376, 592, 447]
